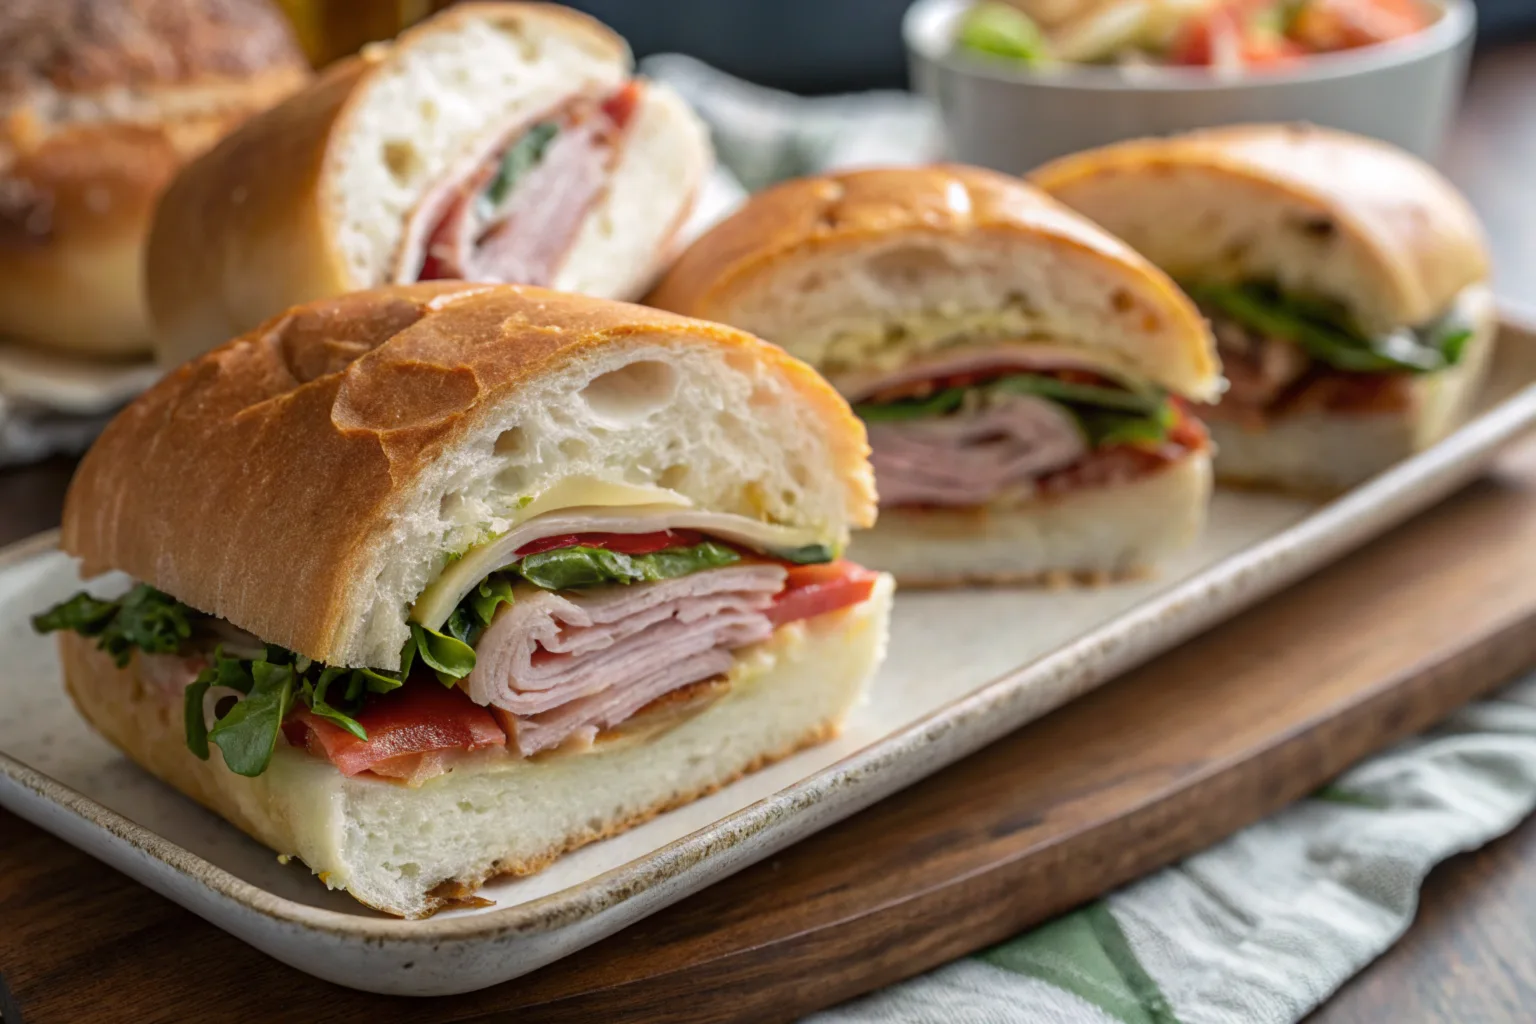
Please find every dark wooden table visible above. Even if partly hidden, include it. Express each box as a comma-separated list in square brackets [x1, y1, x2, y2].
[3, 39, 1535, 1024]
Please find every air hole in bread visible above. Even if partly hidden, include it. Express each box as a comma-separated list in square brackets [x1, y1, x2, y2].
[382, 140, 423, 187]
[418, 98, 440, 125]
[559, 437, 591, 460]
[497, 20, 541, 61]
[658, 464, 689, 490]
[579, 360, 679, 426]
[1004, 290, 1035, 314]
[867, 245, 956, 289]
[1110, 289, 1135, 314]
[494, 425, 528, 456]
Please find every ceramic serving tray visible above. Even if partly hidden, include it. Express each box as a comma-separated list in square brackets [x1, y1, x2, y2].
[4, 317, 1536, 997]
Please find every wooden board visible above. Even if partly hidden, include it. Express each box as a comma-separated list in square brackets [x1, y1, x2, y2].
[7, 438, 1536, 1022]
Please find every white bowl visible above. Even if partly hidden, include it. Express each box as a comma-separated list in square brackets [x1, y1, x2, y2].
[904, 0, 1476, 172]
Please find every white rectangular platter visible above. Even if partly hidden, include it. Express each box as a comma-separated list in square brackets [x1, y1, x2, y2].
[4, 317, 1536, 997]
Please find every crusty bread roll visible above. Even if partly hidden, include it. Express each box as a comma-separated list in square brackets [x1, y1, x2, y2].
[54, 281, 889, 916]
[648, 165, 1217, 585]
[0, 0, 310, 357]
[146, 2, 713, 368]
[61, 573, 892, 918]
[1032, 124, 1496, 492]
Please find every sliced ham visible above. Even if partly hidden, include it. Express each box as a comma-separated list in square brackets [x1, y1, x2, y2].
[868, 394, 1088, 507]
[401, 83, 640, 285]
[467, 564, 787, 755]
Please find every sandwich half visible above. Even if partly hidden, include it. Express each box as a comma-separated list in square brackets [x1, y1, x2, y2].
[37, 282, 890, 918]
[146, 2, 712, 367]
[1033, 124, 1496, 493]
[0, 0, 309, 358]
[647, 164, 1219, 587]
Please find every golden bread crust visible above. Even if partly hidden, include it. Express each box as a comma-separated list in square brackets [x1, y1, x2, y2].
[61, 283, 876, 661]
[1030, 124, 1491, 328]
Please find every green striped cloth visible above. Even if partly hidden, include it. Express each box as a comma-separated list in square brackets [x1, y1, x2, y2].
[811, 679, 1536, 1023]
[639, 54, 1536, 1023]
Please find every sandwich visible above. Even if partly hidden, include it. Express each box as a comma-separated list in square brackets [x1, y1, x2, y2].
[34, 282, 891, 917]
[0, 0, 309, 358]
[146, 2, 713, 368]
[647, 164, 1218, 586]
[1032, 124, 1495, 493]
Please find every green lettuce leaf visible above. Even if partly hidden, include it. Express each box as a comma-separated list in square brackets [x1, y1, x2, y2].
[853, 371, 1176, 449]
[1187, 282, 1468, 375]
[481, 123, 559, 212]
[772, 543, 837, 565]
[33, 584, 193, 667]
[854, 387, 967, 422]
[517, 541, 741, 590]
[208, 660, 294, 777]
[409, 622, 477, 686]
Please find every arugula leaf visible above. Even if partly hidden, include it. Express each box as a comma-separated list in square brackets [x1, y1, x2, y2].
[773, 543, 836, 565]
[517, 541, 741, 591]
[1074, 402, 1176, 448]
[409, 622, 477, 685]
[854, 387, 966, 422]
[184, 670, 214, 761]
[481, 123, 559, 213]
[468, 576, 516, 627]
[988, 374, 1163, 415]
[31, 591, 117, 636]
[302, 666, 368, 742]
[33, 584, 193, 667]
[208, 660, 294, 777]
[1188, 282, 1466, 375]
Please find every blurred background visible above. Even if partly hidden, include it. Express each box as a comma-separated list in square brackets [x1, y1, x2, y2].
[275, 0, 1535, 91]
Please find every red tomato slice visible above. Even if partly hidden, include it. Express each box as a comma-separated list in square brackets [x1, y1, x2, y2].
[768, 561, 880, 629]
[283, 680, 505, 777]
[601, 81, 643, 128]
[514, 529, 708, 557]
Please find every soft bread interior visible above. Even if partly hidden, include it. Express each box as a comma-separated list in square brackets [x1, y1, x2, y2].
[326, 8, 628, 288]
[551, 81, 710, 300]
[60, 575, 893, 918]
[704, 231, 1216, 399]
[849, 454, 1211, 586]
[340, 335, 870, 668]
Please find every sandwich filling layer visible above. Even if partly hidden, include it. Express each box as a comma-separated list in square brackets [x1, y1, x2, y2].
[36, 523, 878, 786]
[844, 348, 1206, 510]
[1188, 282, 1477, 429]
[395, 81, 642, 285]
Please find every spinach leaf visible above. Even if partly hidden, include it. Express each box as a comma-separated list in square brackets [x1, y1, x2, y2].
[183, 671, 214, 761]
[773, 543, 836, 565]
[409, 622, 477, 686]
[1188, 282, 1466, 375]
[517, 541, 741, 590]
[481, 123, 559, 213]
[301, 666, 368, 741]
[1074, 402, 1176, 448]
[988, 374, 1163, 415]
[208, 660, 294, 777]
[33, 584, 193, 667]
[854, 387, 967, 422]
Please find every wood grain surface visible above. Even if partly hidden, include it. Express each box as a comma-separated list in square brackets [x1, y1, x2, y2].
[4, 428, 1536, 1023]
[4, 36, 1536, 1024]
